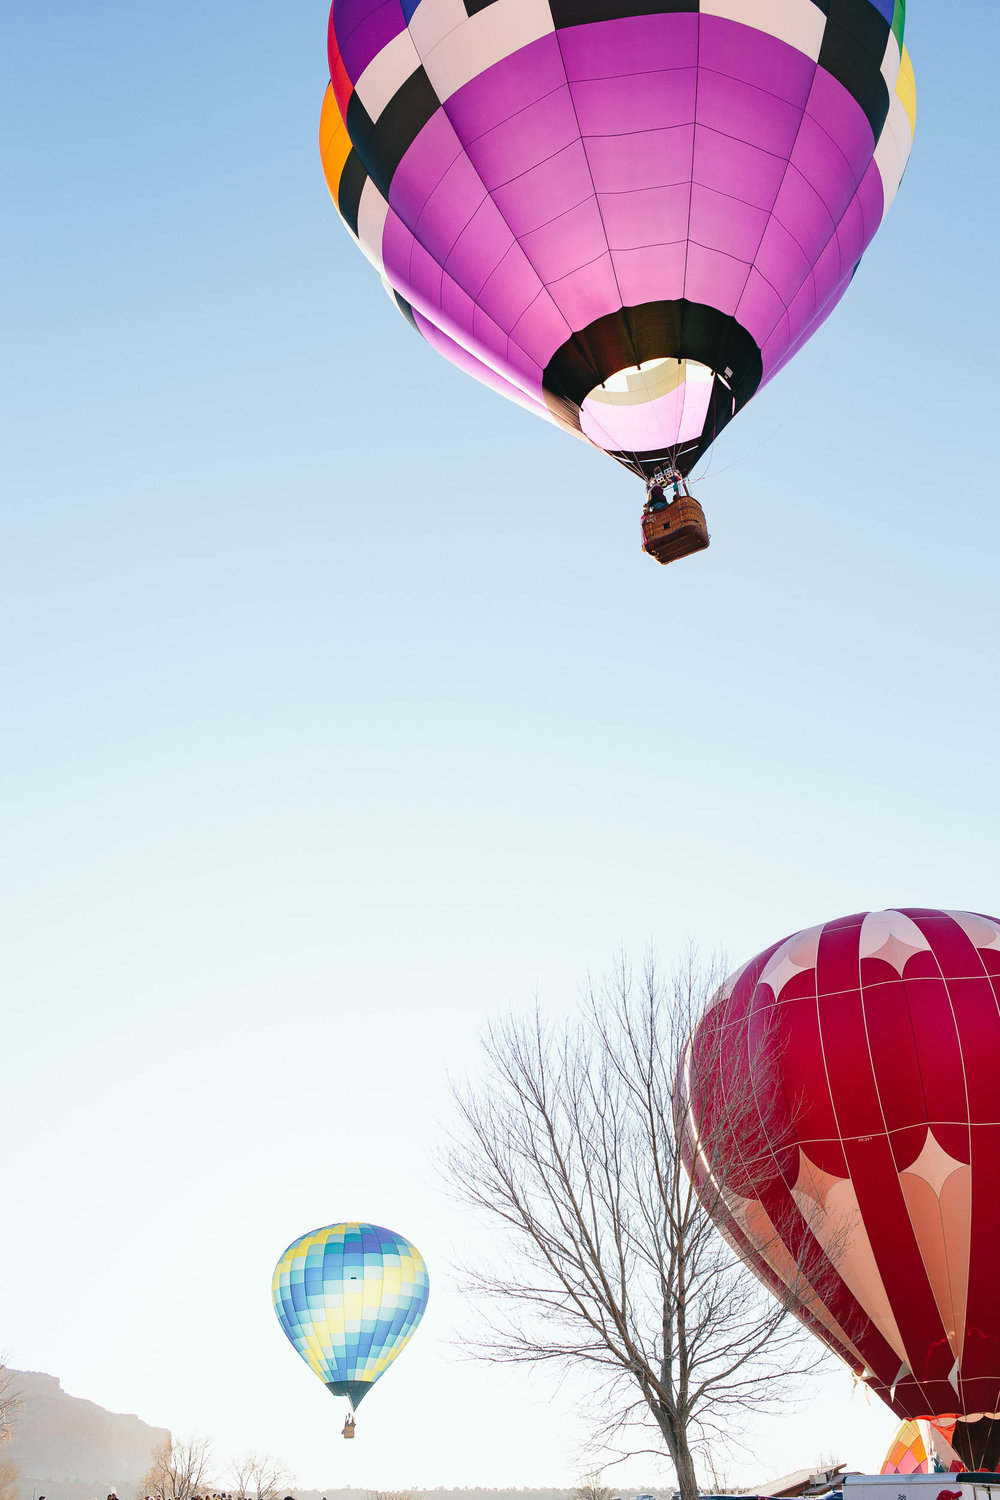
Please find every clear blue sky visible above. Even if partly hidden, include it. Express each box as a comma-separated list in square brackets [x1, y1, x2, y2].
[2, 1, 999, 1490]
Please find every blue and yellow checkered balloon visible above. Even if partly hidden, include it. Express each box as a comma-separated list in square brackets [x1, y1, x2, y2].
[272, 1222, 429, 1409]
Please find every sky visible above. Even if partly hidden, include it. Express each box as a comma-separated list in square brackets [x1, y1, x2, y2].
[2, 0, 999, 1492]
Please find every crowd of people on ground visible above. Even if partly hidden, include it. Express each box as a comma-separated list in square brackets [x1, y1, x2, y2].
[135, 1494, 298, 1500]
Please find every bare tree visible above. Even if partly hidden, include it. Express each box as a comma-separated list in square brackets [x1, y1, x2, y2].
[447, 952, 837, 1500]
[0, 1456, 19, 1500]
[230, 1454, 293, 1500]
[0, 1362, 20, 1446]
[700, 1450, 739, 1495]
[141, 1436, 214, 1500]
[573, 1474, 613, 1500]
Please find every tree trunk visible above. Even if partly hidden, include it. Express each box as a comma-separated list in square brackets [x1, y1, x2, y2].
[674, 1443, 700, 1500]
[651, 1405, 700, 1500]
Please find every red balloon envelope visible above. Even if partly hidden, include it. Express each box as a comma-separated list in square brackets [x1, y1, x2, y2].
[677, 908, 1000, 1469]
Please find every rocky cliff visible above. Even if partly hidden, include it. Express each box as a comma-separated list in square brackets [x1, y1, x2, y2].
[6, 1370, 169, 1499]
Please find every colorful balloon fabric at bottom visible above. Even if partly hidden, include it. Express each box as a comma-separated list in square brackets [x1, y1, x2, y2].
[881, 1417, 962, 1475]
[272, 1222, 429, 1410]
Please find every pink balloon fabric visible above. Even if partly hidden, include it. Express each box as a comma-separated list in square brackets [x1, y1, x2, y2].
[321, 0, 915, 478]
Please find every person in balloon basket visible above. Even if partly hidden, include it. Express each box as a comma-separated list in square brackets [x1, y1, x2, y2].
[644, 467, 683, 516]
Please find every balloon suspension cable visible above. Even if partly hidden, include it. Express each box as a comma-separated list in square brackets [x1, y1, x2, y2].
[690, 374, 724, 486]
[691, 343, 833, 486]
[603, 441, 647, 482]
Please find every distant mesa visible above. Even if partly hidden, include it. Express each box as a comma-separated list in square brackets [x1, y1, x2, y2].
[4, 1374, 663, 1500]
[6, 1370, 169, 1500]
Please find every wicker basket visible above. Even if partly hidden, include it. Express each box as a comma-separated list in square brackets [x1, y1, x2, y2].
[641, 494, 710, 565]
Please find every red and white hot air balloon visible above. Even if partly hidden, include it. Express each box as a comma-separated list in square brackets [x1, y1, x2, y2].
[676, 908, 1000, 1470]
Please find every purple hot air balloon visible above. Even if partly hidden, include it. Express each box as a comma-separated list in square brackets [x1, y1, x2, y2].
[319, 0, 915, 562]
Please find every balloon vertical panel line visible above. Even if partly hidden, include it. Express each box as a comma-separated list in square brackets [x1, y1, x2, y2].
[318, 0, 915, 498]
[272, 1222, 429, 1414]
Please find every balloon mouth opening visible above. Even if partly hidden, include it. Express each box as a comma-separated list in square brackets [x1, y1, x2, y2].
[579, 358, 724, 454]
[326, 1378, 373, 1409]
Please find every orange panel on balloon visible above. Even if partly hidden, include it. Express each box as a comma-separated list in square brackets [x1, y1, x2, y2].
[319, 86, 351, 201]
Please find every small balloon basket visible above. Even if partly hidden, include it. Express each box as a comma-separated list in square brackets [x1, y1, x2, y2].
[641, 492, 710, 565]
[342, 1414, 356, 1440]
